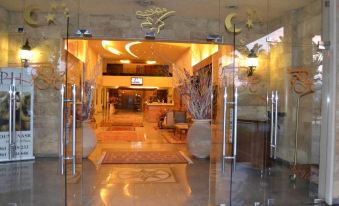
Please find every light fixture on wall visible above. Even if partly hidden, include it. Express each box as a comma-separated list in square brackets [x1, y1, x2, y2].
[247, 49, 258, 76]
[206, 34, 223, 43]
[20, 39, 33, 68]
[75, 29, 92, 37]
[145, 31, 156, 39]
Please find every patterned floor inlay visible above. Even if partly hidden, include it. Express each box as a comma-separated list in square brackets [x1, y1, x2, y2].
[102, 167, 176, 184]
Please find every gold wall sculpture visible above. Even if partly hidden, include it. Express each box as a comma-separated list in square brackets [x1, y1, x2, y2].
[136, 7, 176, 34]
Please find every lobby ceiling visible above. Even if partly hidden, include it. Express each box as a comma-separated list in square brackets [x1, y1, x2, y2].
[0, 0, 316, 21]
[88, 40, 192, 64]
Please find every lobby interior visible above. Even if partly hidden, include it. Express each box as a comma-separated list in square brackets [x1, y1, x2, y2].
[0, 0, 338, 205]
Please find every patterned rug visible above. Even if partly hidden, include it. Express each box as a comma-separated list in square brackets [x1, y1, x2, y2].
[105, 126, 135, 131]
[97, 131, 144, 142]
[102, 151, 188, 164]
[161, 131, 187, 144]
[99, 121, 143, 127]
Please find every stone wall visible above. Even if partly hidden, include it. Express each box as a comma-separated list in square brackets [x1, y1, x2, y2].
[0, 7, 8, 67]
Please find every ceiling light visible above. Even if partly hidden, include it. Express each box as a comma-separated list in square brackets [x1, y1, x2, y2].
[125, 41, 142, 58]
[146, 60, 156, 64]
[120, 59, 131, 64]
[102, 40, 122, 55]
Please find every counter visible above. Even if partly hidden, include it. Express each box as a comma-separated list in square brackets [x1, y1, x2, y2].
[143, 103, 174, 123]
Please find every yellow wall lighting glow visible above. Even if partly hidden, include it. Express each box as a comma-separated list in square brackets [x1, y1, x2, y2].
[125, 41, 141, 58]
[146, 60, 156, 64]
[120, 59, 131, 64]
[102, 40, 122, 55]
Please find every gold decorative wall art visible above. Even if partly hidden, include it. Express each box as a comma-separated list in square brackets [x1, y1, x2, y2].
[23, 2, 69, 27]
[289, 68, 314, 94]
[28, 63, 64, 90]
[224, 9, 262, 34]
[136, 7, 176, 34]
[23, 5, 41, 27]
[225, 13, 242, 34]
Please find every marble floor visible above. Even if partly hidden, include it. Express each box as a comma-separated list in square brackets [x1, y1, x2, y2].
[0, 110, 331, 206]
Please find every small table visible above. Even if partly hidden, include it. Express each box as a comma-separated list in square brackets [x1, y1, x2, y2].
[174, 123, 189, 140]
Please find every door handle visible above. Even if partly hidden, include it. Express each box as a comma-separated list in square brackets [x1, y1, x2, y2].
[270, 90, 278, 159]
[222, 87, 238, 172]
[71, 84, 76, 176]
[222, 87, 227, 173]
[8, 78, 17, 160]
[274, 91, 278, 159]
[270, 91, 275, 158]
[59, 84, 65, 175]
[59, 84, 77, 176]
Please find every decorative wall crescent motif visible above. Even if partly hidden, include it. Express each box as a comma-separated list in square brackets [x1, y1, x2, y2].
[289, 68, 313, 94]
[225, 13, 242, 34]
[23, 5, 41, 27]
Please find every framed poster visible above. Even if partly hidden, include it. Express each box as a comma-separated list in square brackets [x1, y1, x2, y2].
[0, 68, 35, 162]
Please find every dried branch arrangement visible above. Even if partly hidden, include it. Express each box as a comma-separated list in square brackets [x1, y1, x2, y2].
[174, 67, 212, 119]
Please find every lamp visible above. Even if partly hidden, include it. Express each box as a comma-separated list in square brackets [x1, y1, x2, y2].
[20, 39, 33, 68]
[247, 49, 258, 76]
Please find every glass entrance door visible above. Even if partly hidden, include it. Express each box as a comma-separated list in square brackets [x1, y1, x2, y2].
[209, 0, 326, 204]
[60, 51, 86, 205]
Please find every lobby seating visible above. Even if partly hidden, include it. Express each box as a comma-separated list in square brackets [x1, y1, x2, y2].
[159, 111, 187, 129]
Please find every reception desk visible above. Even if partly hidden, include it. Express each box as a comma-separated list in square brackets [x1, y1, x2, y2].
[143, 103, 174, 123]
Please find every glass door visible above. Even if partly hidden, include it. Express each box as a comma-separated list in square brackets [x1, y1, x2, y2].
[209, 0, 326, 205]
[60, 51, 85, 205]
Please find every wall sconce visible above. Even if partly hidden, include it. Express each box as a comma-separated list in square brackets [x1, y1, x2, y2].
[247, 49, 258, 76]
[20, 39, 33, 68]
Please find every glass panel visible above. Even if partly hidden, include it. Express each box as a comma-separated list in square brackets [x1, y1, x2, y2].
[64, 50, 84, 205]
[210, 0, 325, 205]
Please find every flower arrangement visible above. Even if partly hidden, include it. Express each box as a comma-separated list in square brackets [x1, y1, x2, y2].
[174, 66, 212, 120]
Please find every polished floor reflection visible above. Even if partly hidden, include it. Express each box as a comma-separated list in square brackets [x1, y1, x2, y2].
[0, 110, 330, 206]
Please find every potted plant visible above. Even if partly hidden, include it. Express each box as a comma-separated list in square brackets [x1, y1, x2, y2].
[175, 67, 212, 158]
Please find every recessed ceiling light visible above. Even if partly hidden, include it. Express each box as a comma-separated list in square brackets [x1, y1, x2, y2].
[120, 59, 131, 64]
[125, 41, 142, 58]
[146, 60, 156, 64]
[102, 40, 122, 55]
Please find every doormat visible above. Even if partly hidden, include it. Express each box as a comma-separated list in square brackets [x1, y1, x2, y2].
[102, 151, 188, 164]
[161, 130, 186, 144]
[105, 126, 135, 131]
[102, 167, 176, 184]
[97, 131, 145, 142]
[99, 121, 143, 127]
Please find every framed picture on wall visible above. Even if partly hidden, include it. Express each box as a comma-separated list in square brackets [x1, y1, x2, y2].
[131, 77, 143, 85]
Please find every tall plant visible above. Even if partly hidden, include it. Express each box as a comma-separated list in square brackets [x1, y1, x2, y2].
[174, 67, 212, 119]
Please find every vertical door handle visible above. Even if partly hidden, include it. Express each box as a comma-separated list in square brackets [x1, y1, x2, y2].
[222, 87, 238, 172]
[274, 91, 278, 159]
[270, 91, 275, 158]
[8, 80, 13, 160]
[59, 84, 65, 175]
[233, 87, 238, 158]
[9, 78, 16, 160]
[222, 87, 227, 173]
[71, 84, 77, 176]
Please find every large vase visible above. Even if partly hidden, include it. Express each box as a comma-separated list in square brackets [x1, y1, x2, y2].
[187, 119, 211, 158]
[82, 121, 97, 158]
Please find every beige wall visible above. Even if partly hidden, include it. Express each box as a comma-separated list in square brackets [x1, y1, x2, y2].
[0, 7, 8, 67]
